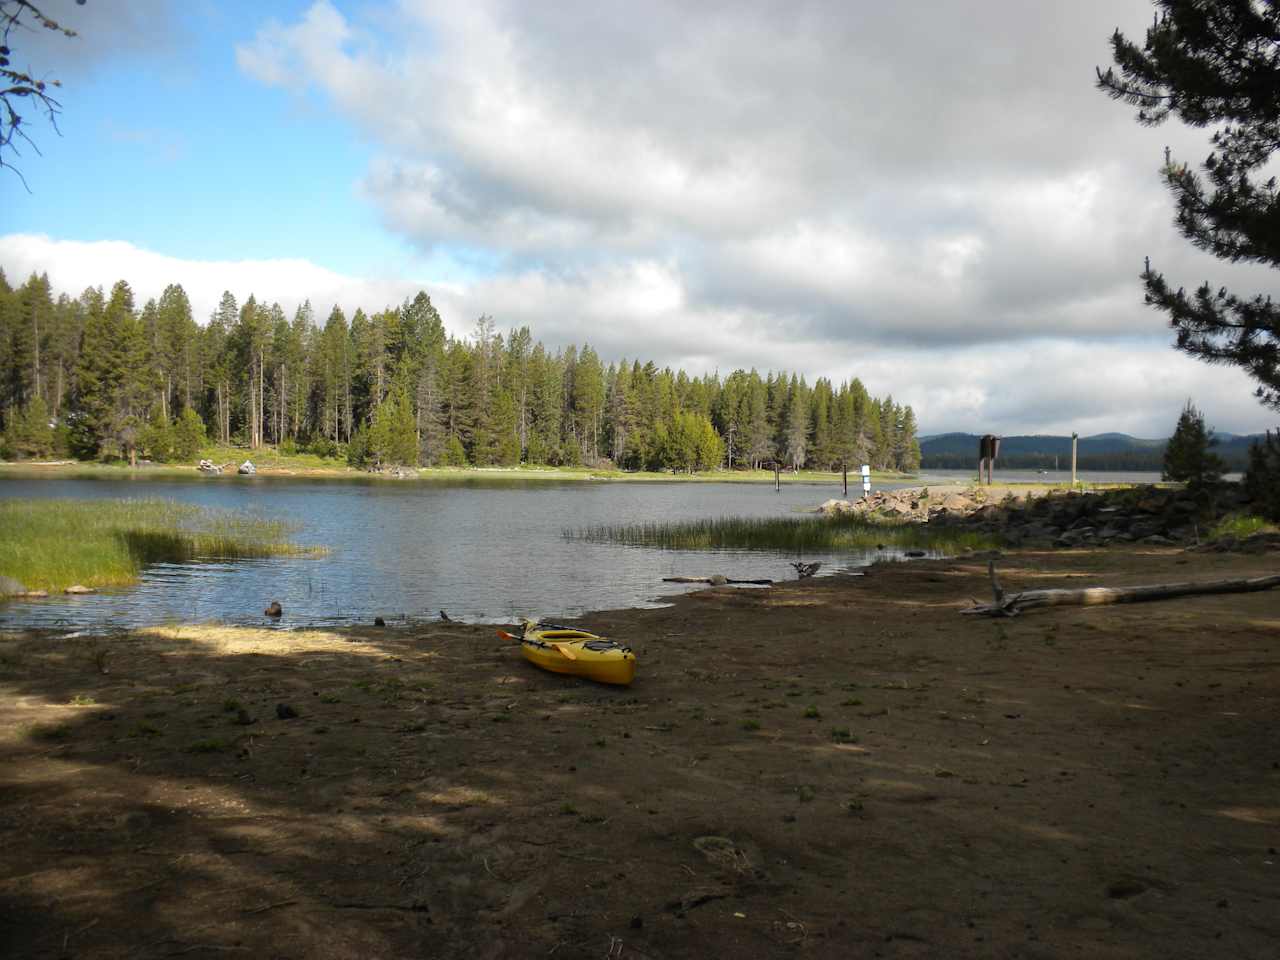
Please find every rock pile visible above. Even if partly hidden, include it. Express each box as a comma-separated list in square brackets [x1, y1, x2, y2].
[819, 484, 1269, 550]
[819, 488, 989, 522]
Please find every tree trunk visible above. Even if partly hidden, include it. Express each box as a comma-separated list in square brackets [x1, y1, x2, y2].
[259, 347, 265, 448]
[32, 308, 40, 404]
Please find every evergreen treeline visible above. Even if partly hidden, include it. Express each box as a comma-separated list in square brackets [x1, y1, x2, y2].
[0, 271, 921, 473]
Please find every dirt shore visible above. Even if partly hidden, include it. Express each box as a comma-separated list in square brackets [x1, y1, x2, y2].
[2, 546, 1278, 959]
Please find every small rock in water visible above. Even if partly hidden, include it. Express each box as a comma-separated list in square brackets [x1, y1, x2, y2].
[235, 708, 256, 725]
[275, 703, 298, 720]
[64, 584, 96, 594]
[904, 550, 926, 558]
[20, 590, 49, 598]
[708, 575, 729, 585]
[264, 601, 283, 617]
[439, 609, 452, 622]
[374, 616, 386, 627]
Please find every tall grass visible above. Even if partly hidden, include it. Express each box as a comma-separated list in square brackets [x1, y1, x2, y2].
[0, 498, 321, 592]
[1208, 512, 1276, 541]
[570, 513, 999, 554]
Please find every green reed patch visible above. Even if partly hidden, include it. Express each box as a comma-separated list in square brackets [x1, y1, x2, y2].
[0, 497, 321, 592]
[1208, 512, 1276, 541]
[569, 512, 999, 554]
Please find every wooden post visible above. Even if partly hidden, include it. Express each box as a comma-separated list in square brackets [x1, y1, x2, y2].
[774, 463, 781, 492]
[978, 435, 999, 486]
[1071, 432, 1078, 489]
[842, 462, 848, 497]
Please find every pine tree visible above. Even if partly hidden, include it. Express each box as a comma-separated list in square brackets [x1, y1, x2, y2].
[490, 385, 521, 465]
[139, 413, 174, 462]
[743, 372, 772, 467]
[402, 293, 446, 464]
[1243, 429, 1280, 520]
[367, 385, 418, 468]
[318, 306, 351, 444]
[203, 292, 237, 445]
[1098, 2, 1280, 409]
[1, 395, 53, 459]
[524, 345, 559, 465]
[287, 301, 314, 441]
[156, 284, 197, 416]
[1162, 399, 1226, 496]
[5, 273, 53, 418]
[505, 326, 533, 458]
[573, 344, 606, 464]
[895, 405, 922, 472]
[783, 375, 809, 469]
[694, 413, 725, 471]
[69, 281, 143, 461]
[172, 407, 207, 461]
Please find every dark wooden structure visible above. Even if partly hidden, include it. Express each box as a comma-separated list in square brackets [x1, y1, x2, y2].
[978, 434, 1000, 485]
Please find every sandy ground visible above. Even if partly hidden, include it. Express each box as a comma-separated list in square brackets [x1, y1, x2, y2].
[1, 546, 1278, 959]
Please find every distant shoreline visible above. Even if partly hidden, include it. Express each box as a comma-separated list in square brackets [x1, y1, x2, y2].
[0, 458, 917, 486]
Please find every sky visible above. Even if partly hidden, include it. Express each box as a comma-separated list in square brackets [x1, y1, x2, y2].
[3, 0, 1279, 438]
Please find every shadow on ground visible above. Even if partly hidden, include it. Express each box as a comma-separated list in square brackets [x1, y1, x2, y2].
[2, 549, 1279, 959]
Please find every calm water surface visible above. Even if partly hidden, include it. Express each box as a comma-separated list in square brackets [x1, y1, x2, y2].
[1, 474, 928, 629]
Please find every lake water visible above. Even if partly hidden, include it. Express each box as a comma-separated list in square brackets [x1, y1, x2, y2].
[0, 473, 932, 630]
[919, 468, 1168, 486]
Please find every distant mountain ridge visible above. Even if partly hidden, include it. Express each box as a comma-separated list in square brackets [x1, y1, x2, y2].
[919, 432, 1264, 471]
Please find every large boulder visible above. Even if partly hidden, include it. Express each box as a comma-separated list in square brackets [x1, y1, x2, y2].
[238, 461, 256, 476]
[1054, 527, 1097, 548]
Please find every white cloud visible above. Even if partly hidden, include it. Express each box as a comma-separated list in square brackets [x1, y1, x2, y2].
[0, 234, 425, 329]
[231, 0, 1280, 348]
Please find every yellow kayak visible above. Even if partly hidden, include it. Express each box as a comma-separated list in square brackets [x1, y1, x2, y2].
[499, 620, 637, 686]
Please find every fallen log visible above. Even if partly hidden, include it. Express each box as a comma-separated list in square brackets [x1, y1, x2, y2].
[662, 576, 774, 585]
[963, 561, 1280, 617]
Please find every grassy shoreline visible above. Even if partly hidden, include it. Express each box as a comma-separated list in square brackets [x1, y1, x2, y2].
[0, 449, 918, 485]
[0, 498, 320, 593]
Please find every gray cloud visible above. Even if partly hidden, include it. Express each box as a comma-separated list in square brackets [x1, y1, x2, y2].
[11, 0, 183, 77]
[131, 0, 1280, 435]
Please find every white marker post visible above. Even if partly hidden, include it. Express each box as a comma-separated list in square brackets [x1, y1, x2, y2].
[861, 464, 871, 498]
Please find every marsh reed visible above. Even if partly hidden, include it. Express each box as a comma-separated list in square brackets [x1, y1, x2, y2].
[570, 513, 998, 554]
[0, 498, 321, 592]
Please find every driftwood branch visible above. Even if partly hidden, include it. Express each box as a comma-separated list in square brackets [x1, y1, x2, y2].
[663, 576, 774, 585]
[963, 565, 1280, 617]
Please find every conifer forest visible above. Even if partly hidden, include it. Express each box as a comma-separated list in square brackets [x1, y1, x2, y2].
[0, 271, 921, 473]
